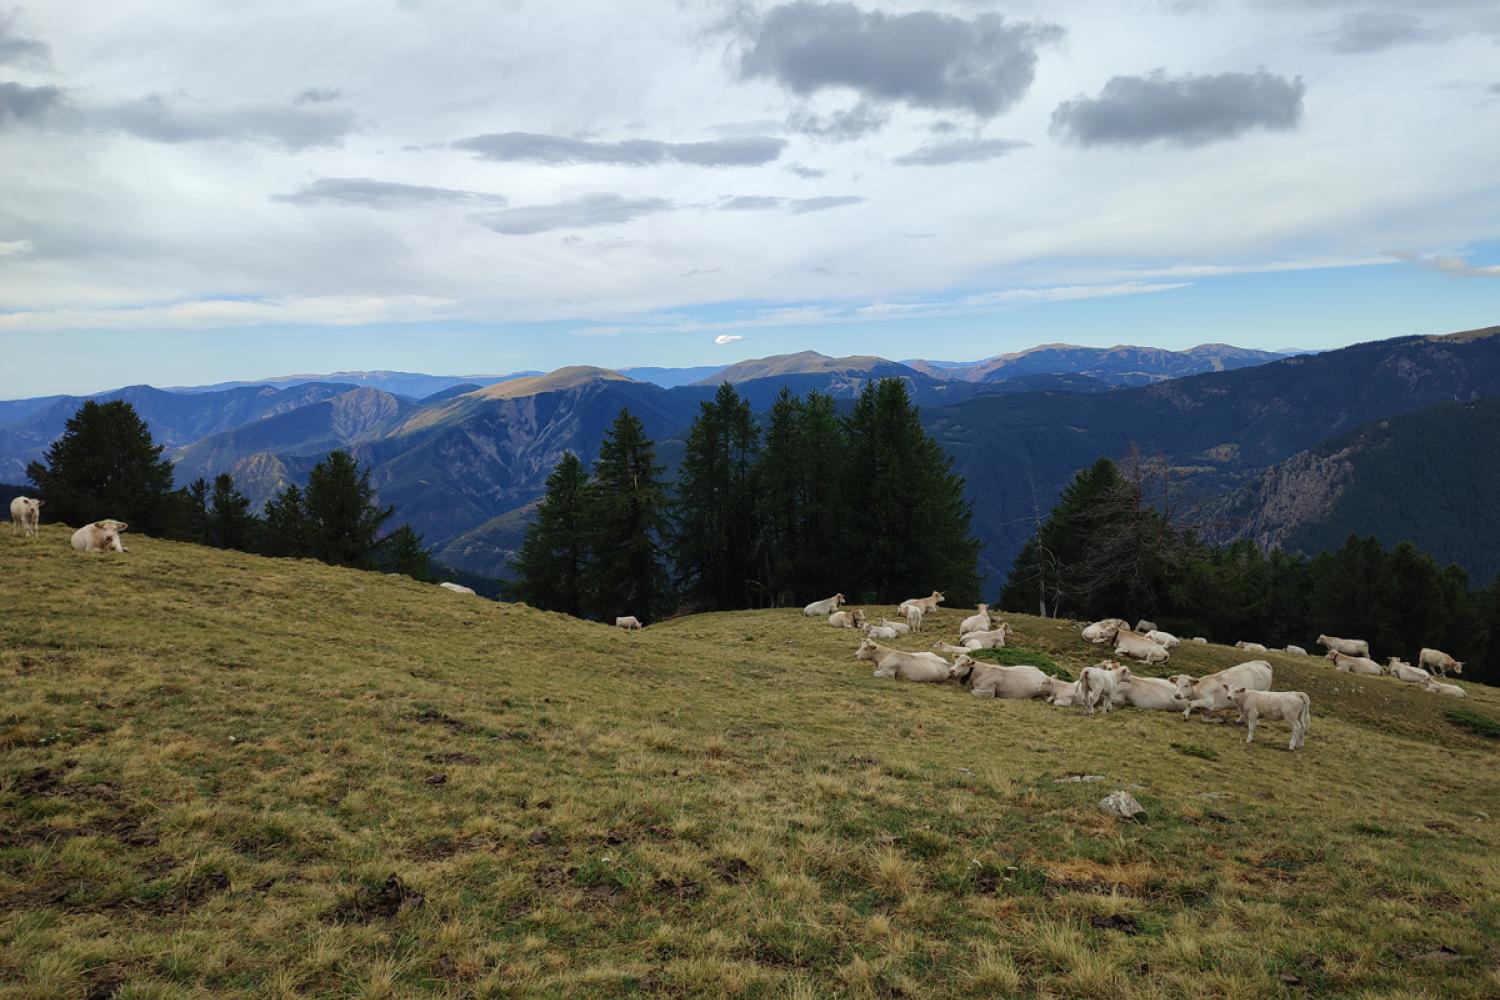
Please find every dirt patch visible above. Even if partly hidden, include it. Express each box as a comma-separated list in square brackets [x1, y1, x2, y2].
[402, 709, 470, 732]
[1090, 913, 1140, 934]
[424, 751, 480, 765]
[328, 874, 424, 922]
[714, 858, 756, 884]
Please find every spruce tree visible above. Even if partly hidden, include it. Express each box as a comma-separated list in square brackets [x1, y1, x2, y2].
[510, 452, 592, 617]
[26, 400, 176, 533]
[672, 383, 761, 610]
[183, 477, 212, 545]
[303, 450, 393, 567]
[793, 391, 851, 602]
[208, 473, 259, 551]
[261, 484, 312, 557]
[587, 408, 670, 622]
[756, 388, 804, 605]
[382, 524, 434, 581]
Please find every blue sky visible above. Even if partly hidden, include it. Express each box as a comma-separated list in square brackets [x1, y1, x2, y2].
[2, 0, 1498, 397]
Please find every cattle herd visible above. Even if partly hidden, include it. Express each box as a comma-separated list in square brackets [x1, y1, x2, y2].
[798, 593, 1471, 752]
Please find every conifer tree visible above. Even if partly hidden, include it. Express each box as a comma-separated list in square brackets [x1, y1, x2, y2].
[755, 388, 804, 605]
[382, 524, 434, 581]
[261, 484, 312, 557]
[588, 408, 670, 622]
[26, 400, 175, 533]
[673, 383, 761, 609]
[208, 473, 259, 551]
[303, 450, 392, 567]
[510, 452, 592, 617]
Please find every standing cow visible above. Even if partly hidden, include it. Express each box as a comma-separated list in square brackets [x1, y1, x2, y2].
[9, 496, 42, 538]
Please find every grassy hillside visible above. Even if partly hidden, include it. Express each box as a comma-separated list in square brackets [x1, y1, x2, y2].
[3, 529, 1499, 998]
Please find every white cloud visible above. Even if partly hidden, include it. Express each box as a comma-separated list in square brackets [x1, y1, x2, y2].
[0, 238, 34, 258]
[714, 334, 745, 344]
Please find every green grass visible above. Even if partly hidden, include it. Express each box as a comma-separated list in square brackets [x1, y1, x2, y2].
[1445, 707, 1500, 740]
[1169, 741, 1219, 761]
[966, 645, 1070, 679]
[3, 526, 1500, 998]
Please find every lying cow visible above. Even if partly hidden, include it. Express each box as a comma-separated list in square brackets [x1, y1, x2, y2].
[1114, 629, 1169, 664]
[1424, 678, 1466, 698]
[1041, 676, 1080, 707]
[1228, 686, 1310, 750]
[956, 626, 1010, 650]
[1317, 634, 1369, 658]
[71, 520, 128, 553]
[1170, 660, 1273, 720]
[1078, 662, 1127, 716]
[877, 618, 911, 636]
[9, 496, 41, 538]
[1284, 645, 1307, 656]
[899, 591, 945, 614]
[1135, 619, 1158, 634]
[865, 623, 901, 640]
[950, 654, 1050, 699]
[614, 615, 642, 631]
[1082, 618, 1128, 644]
[1327, 650, 1382, 675]
[856, 639, 948, 683]
[1145, 629, 1180, 649]
[1419, 648, 1463, 676]
[1386, 658, 1430, 683]
[958, 603, 991, 636]
[1191, 636, 1208, 644]
[804, 593, 845, 617]
[829, 609, 866, 629]
[1235, 641, 1268, 653]
[1113, 673, 1181, 711]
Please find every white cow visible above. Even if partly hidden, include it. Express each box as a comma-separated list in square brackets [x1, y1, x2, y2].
[1082, 618, 1128, 644]
[1191, 636, 1208, 644]
[1386, 658, 1430, 683]
[960, 627, 1010, 650]
[877, 618, 911, 636]
[899, 591, 945, 614]
[829, 610, 866, 629]
[438, 581, 477, 596]
[1317, 634, 1370, 658]
[1328, 650, 1382, 675]
[1113, 629, 1169, 664]
[804, 593, 845, 617]
[1423, 678, 1466, 698]
[1170, 661, 1274, 720]
[865, 624, 901, 640]
[1041, 677, 1080, 707]
[856, 639, 948, 683]
[1145, 630, 1181, 649]
[1418, 648, 1463, 676]
[1228, 686, 1310, 751]
[1134, 619, 1158, 634]
[904, 604, 925, 633]
[1284, 645, 1307, 656]
[950, 655, 1050, 699]
[1078, 662, 1127, 716]
[614, 615, 642, 631]
[71, 520, 128, 553]
[9, 496, 41, 538]
[1235, 641, 1268, 653]
[958, 603, 991, 636]
[1113, 673, 1181, 711]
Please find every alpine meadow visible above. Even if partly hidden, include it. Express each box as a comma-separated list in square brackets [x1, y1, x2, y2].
[5, 0, 1500, 997]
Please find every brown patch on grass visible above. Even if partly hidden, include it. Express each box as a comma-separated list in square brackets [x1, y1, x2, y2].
[327, 873, 424, 923]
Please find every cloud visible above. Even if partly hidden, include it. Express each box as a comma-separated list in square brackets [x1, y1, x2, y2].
[273, 177, 507, 208]
[714, 334, 744, 345]
[1318, 12, 1442, 53]
[716, 194, 865, 214]
[0, 293, 459, 331]
[293, 86, 345, 105]
[785, 162, 827, 178]
[740, 2, 1062, 118]
[1050, 69, 1305, 147]
[472, 193, 673, 235]
[893, 137, 1028, 166]
[786, 100, 889, 141]
[0, 237, 33, 257]
[97, 94, 359, 150]
[453, 131, 786, 167]
[0, 7, 48, 67]
[0, 80, 64, 126]
[1392, 251, 1500, 277]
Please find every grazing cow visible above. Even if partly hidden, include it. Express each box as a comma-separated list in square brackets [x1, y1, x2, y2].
[1191, 636, 1208, 644]
[958, 603, 991, 636]
[1327, 651, 1383, 675]
[1041, 676, 1080, 707]
[1423, 678, 1466, 698]
[856, 639, 948, 683]
[1113, 673, 1181, 711]
[899, 591, 945, 614]
[1228, 686, 1310, 750]
[1169, 661, 1274, 720]
[1113, 629, 1169, 664]
[1284, 645, 1307, 656]
[9, 496, 41, 538]
[1135, 620, 1158, 634]
[614, 616, 642, 631]
[1145, 630, 1181, 649]
[438, 581, 477, 595]
[1082, 618, 1128, 644]
[829, 610, 866, 629]
[71, 520, 128, 553]
[1317, 634, 1370, 658]
[865, 624, 901, 640]
[877, 618, 911, 636]
[904, 604, 925, 633]
[1418, 648, 1463, 676]
[1386, 658, 1430, 683]
[1078, 662, 1127, 715]
[950, 654, 1050, 699]
[804, 594, 845, 617]
[1235, 641, 1268, 653]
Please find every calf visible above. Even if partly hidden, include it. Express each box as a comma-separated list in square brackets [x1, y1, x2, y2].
[1078, 662, 1127, 716]
[950, 655, 1050, 699]
[877, 618, 910, 636]
[614, 615, 642, 631]
[71, 520, 128, 553]
[865, 624, 901, 640]
[1041, 676, 1080, 707]
[904, 604, 925, 633]
[803, 593, 845, 617]
[1328, 650, 1382, 675]
[1145, 629, 1181, 648]
[1418, 648, 1463, 676]
[856, 639, 948, 683]
[1228, 686, 1310, 750]
[9, 496, 41, 538]
[1170, 660, 1274, 720]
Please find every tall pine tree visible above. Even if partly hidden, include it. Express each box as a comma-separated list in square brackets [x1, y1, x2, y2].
[303, 450, 393, 567]
[588, 408, 670, 622]
[381, 524, 434, 581]
[672, 383, 761, 610]
[261, 484, 312, 557]
[208, 473, 259, 551]
[26, 400, 176, 533]
[510, 452, 592, 617]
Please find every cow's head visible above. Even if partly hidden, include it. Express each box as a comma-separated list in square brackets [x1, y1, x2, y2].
[1452, 661, 1464, 674]
[976, 603, 988, 613]
[1169, 674, 1196, 700]
[833, 593, 845, 605]
[949, 654, 976, 682]
[932, 591, 945, 603]
[854, 639, 877, 661]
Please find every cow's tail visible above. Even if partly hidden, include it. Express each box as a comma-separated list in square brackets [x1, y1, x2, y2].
[1298, 693, 1311, 734]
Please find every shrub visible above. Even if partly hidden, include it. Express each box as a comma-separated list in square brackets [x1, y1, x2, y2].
[967, 646, 1070, 679]
[1445, 707, 1500, 740]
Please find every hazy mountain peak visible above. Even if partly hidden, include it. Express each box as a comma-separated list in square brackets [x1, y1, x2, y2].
[469, 365, 632, 400]
[700, 351, 908, 385]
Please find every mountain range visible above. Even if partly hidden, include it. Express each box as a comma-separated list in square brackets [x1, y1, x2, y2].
[7, 333, 1499, 588]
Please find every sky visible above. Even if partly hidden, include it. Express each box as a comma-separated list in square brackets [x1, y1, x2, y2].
[1, 0, 1498, 397]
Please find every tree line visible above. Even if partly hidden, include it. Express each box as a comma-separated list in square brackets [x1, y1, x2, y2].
[511, 379, 982, 622]
[1000, 455, 1500, 684]
[24, 399, 433, 578]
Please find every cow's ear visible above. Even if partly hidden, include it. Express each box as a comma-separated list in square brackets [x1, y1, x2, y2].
[116, 522, 128, 531]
